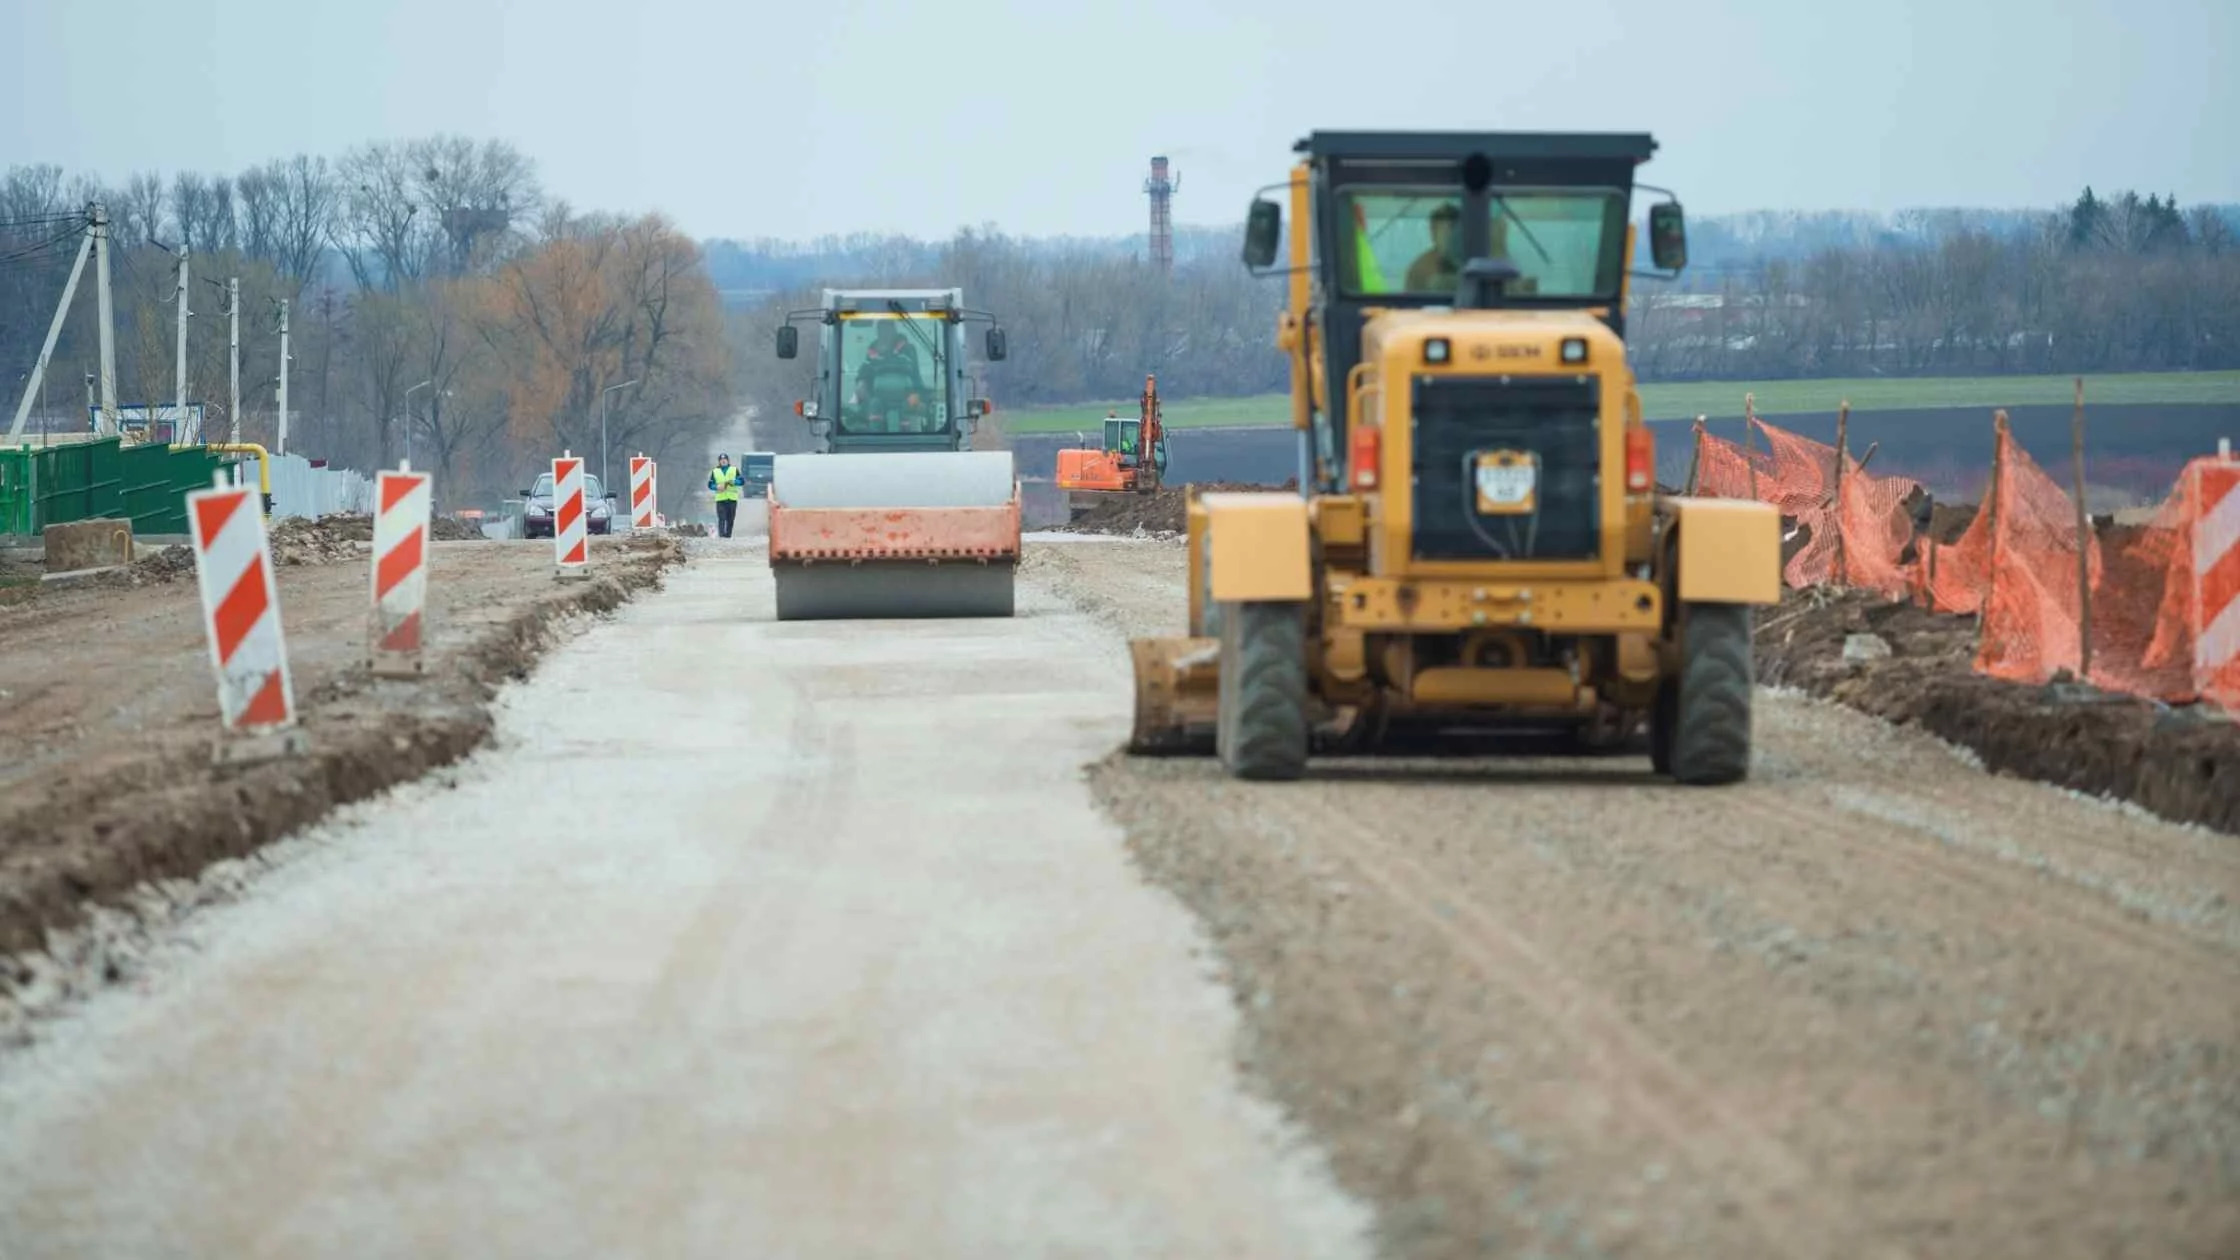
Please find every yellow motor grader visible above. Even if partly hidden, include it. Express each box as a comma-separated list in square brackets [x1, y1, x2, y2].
[1127, 130, 1781, 782]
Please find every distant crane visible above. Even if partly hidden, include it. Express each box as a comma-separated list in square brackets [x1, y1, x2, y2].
[1144, 156, 1179, 273]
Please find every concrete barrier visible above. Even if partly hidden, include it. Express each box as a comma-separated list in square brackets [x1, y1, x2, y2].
[44, 518, 134, 572]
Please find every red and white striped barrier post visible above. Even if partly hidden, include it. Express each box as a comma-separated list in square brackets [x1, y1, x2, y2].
[553, 451, 590, 579]
[630, 454, 657, 531]
[187, 472, 305, 760]
[2193, 454, 2240, 710]
[371, 459, 433, 676]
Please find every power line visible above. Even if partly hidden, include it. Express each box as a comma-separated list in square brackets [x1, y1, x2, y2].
[0, 213, 86, 232]
[0, 225, 85, 266]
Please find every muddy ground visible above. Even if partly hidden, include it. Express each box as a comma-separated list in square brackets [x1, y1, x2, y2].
[1065, 480, 1299, 536]
[1045, 539, 2240, 1259]
[0, 529, 681, 957]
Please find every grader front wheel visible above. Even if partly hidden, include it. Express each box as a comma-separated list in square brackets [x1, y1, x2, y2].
[1656, 601, 1754, 785]
[1215, 600, 1309, 781]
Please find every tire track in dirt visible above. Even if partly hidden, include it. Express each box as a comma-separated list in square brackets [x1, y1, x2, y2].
[1742, 789, 2240, 963]
[1309, 803, 1886, 1260]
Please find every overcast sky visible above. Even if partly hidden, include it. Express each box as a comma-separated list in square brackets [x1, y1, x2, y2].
[5, 0, 2232, 242]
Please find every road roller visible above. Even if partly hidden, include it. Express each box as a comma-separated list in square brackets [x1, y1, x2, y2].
[770, 288, 1019, 620]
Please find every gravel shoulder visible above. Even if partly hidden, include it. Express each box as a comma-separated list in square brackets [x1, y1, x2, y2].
[1037, 540, 2240, 1259]
[0, 529, 681, 959]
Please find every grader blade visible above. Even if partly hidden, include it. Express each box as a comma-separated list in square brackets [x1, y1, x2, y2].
[1127, 636, 1219, 755]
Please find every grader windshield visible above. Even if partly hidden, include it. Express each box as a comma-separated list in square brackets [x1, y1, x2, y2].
[1341, 187, 1629, 300]
[839, 314, 951, 434]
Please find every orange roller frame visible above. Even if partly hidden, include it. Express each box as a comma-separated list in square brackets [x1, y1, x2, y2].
[769, 495, 1022, 564]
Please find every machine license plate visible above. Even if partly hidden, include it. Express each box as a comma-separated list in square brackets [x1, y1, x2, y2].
[1474, 450, 1538, 515]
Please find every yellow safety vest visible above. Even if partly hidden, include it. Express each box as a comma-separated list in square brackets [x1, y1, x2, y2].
[711, 465, 742, 502]
[1353, 205, 1388, 292]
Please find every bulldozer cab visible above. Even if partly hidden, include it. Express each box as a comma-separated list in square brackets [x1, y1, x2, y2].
[773, 288, 1008, 456]
[1243, 132, 1687, 495]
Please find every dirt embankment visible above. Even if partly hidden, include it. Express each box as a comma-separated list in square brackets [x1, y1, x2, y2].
[1755, 586, 2240, 835]
[0, 533, 682, 958]
[1068, 480, 1299, 535]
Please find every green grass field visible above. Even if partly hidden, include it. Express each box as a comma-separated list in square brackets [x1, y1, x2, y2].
[998, 370, 2240, 434]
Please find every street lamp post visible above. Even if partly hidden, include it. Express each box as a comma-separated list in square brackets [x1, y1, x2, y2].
[402, 379, 432, 466]
[599, 378, 639, 496]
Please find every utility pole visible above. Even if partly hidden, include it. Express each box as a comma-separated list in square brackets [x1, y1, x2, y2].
[403, 379, 432, 466]
[227, 277, 241, 444]
[600, 378, 639, 494]
[5, 208, 95, 442]
[173, 245, 191, 428]
[93, 202, 118, 435]
[275, 298, 291, 456]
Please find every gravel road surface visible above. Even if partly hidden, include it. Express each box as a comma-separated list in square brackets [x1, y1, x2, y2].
[1034, 541, 2240, 1259]
[5, 532, 2235, 1260]
[0, 537, 1369, 1259]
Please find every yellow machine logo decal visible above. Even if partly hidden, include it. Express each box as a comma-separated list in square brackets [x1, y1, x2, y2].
[1474, 450, 1539, 515]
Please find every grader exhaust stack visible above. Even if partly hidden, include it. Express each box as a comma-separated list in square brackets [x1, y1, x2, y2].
[769, 287, 1018, 620]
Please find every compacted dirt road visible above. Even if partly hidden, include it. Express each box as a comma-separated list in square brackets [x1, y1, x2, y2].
[1039, 541, 2240, 1260]
[2, 533, 2234, 1259]
[0, 538, 1370, 1259]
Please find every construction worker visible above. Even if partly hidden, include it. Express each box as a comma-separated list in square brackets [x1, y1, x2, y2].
[708, 453, 743, 538]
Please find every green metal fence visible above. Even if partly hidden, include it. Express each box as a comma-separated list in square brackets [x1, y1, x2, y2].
[0, 439, 234, 539]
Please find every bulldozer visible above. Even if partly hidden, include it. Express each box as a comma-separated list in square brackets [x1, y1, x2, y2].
[1054, 373, 1171, 521]
[1127, 130, 1782, 783]
[770, 288, 1019, 619]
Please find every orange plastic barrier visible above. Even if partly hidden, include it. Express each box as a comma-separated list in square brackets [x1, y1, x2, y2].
[1689, 408, 2234, 710]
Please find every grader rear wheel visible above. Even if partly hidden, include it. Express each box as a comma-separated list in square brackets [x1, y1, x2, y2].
[1215, 600, 1309, 781]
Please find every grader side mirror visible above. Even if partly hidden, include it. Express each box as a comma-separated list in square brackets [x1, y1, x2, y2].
[985, 327, 1008, 361]
[1243, 199, 1282, 269]
[1649, 202, 1688, 272]
[775, 325, 799, 359]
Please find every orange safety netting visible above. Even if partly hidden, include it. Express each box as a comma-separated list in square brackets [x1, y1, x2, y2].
[1687, 413, 2222, 708]
[1692, 420, 1924, 596]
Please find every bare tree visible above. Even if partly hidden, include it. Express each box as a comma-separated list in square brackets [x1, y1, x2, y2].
[118, 172, 168, 244]
[270, 155, 341, 291]
[336, 142, 433, 292]
[236, 165, 282, 267]
[411, 136, 541, 275]
[170, 172, 237, 253]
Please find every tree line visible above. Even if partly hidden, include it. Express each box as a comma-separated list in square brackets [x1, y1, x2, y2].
[0, 141, 735, 510]
[1629, 188, 2240, 381]
[9, 143, 2232, 519]
[719, 188, 2240, 418]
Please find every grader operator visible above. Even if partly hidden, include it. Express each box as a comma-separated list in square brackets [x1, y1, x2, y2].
[1126, 130, 1782, 783]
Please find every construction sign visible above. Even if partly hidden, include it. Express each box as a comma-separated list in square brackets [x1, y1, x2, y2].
[372, 463, 433, 674]
[186, 476, 297, 732]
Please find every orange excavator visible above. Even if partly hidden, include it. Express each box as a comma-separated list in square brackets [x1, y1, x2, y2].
[1054, 374, 1171, 521]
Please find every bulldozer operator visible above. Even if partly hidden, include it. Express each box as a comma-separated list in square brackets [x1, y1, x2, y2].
[850, 322, 931, 433]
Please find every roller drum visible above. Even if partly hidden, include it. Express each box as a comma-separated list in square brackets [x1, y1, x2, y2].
[768, 450, 1020, 621]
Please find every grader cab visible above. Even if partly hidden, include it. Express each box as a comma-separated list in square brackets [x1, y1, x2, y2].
[1127, 130, 1782, 782]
